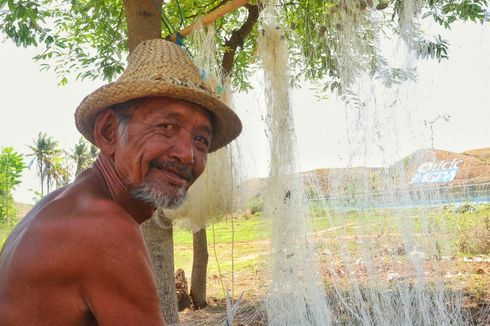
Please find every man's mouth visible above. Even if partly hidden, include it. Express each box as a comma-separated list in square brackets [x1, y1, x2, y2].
[149, 160, 193, 186]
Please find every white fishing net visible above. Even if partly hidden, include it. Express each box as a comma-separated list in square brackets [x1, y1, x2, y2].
[165, 22, 239, 232]
[175, 1, 490, 325]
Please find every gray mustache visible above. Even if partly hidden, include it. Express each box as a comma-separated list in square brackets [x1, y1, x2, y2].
[150, 160, 194, 182]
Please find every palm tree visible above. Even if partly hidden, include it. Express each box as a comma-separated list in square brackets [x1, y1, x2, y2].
[71, 137, 98, 176]
[27, 132, 61, 196]
[89, 144, 99, 162]
[47, 151, 71, 189]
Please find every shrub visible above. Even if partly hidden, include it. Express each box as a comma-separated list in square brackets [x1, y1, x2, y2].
[246, 195, 264, 216]
[459, 216, 490, 255]
[454, 203, 477, 214]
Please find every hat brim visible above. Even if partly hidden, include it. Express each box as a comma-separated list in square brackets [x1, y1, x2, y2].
[75, 80, 242, 152]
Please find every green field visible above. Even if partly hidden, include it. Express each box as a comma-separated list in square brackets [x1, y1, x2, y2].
[172, 203, 490, 300]
[2, 202, 489, 303]
[0, 202, 32, 248]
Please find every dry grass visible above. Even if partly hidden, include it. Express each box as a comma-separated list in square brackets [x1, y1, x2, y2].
[176, 205, 490, 325]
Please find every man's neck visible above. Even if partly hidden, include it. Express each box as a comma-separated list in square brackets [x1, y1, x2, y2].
[92, 153, 155, 224]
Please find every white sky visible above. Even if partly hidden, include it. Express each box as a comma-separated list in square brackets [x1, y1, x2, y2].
[1, 20, 489, 204]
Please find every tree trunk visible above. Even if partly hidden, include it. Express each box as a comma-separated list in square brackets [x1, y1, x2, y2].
[141, 211, 179, 324]
[190, 227, 209, 309]
[123, 0, 163, 53]
[122, 0, 259, 320]
[123, 1, 179, 323]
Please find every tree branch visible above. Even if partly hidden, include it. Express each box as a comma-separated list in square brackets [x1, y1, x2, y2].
[169, 0, 249, 42]
[221, 3, 261, 76]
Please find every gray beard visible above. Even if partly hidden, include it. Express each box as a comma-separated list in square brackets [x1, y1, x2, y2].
[130, 181, 187, 209]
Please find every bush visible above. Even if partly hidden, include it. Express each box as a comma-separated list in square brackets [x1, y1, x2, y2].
[454, 203, 477, 214]
[459, 216, 490, 255]
[246, 195, 264, 216]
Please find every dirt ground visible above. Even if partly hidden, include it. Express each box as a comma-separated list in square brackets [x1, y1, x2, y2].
[177, 255, 490, 325]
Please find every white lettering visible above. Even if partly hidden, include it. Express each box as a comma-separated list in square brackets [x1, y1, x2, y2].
[441, 160, 453, 170]
[411, 159, 463, 184]
[418, 162, 435, 173]
[453, 159, 463, 168]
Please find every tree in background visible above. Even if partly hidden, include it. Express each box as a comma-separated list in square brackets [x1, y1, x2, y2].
[27, 132, 61, 196]
[49, 149, 72, 189]
[2, 0, 488, 321]
[0, 0, 487, 90]
[71, 137, 98, 176]
[28, 135, 99, 196]
[0, 147, 25, 224]
[89, 142, 99, 165]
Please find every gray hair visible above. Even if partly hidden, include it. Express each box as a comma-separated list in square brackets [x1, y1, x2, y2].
[112, 98, 144, 143]
[131, 182, 186, 209]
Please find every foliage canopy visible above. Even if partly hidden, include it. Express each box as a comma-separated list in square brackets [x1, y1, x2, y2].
[0, 147, 25, 223]
[0, 0, 488, 91]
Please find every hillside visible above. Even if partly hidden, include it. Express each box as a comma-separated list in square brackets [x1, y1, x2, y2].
[241, 147, 490, 204]
[15, 202, 33, 219]
[391, 147, 490, 185]
[308, 147, 490, 192]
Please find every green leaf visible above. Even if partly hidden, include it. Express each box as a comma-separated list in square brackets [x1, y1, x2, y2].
[0, 0, 485, 94]
[58, 76, 68, 86]
[6, 0, 14, 11]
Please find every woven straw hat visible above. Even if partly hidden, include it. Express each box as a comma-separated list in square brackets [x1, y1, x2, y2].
[75, 39, 242, 152]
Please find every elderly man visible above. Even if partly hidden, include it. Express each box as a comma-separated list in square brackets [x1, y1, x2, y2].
[0, 39, 241, 325]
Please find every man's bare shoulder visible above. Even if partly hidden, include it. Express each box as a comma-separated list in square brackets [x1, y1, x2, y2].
[2, 169, 146, 271]
[0, 170, 162, 325]
[46, 179, 148, 261]
[68, 193, 148, 264]
[57, 176, 163, 324]
[0, 170, 153, 306]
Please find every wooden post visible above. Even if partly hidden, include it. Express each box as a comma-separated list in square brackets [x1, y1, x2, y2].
[169, 0, 251, 41]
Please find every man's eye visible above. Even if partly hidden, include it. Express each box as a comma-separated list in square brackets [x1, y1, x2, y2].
[157, 123, 175, 130]
[195, 135, 210, 148]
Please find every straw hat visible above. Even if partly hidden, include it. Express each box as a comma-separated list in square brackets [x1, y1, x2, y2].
[75, 39, 242, 152]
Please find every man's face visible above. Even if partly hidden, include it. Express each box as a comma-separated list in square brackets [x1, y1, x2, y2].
[113, 97, 213, 209]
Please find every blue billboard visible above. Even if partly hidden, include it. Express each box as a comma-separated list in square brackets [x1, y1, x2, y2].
[410, 159, 463, 184]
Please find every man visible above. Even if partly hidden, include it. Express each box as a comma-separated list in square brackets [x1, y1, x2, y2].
[0, 39, 242, 325]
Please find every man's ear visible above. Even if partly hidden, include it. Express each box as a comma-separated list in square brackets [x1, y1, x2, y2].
[93, 108, 118, 156]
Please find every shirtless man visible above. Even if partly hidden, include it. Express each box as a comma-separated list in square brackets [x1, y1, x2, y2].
[0, 39, 242, 325]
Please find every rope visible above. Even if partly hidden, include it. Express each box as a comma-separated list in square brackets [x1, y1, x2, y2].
[211, 222, 227, 298]
[161, 10, 177, 35]
[175, 32, 184, 47]
[160, 0, 191, 53]
[160, 0, 184, 35]
[206, 168, 227, 298]
[229, 144, 236, 300]
[175, 0, 185, 29]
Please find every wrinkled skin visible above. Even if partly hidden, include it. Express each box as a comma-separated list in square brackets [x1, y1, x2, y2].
[0, 97, 212, 325]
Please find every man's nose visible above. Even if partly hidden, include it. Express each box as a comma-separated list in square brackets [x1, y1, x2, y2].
[169, 136, 194, 166]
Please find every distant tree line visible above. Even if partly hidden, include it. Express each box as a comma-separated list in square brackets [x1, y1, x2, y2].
[27, 132, 98, 198]
[0, 147, 24, 224]
[0, 133, 99, 222]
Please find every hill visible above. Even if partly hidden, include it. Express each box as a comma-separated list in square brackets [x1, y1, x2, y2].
[306, 147, 490, 192]
[15, 202, 33, 219]
[241, 147, 490, 206]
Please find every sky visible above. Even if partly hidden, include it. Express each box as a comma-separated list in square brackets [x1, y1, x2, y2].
[1, 19, 489, 204]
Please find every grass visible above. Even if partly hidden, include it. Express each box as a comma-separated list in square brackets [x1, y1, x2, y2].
[174, 213, 269, 278]
[173, 214, 268, 246]
[0, 202, 32, 248]
[2, 201, 489, 307]
[0, 222, 18, 248]
[173, 203, 490, 302]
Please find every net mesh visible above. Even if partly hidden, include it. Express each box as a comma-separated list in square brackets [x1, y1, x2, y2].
[175, 1, 490, 325]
